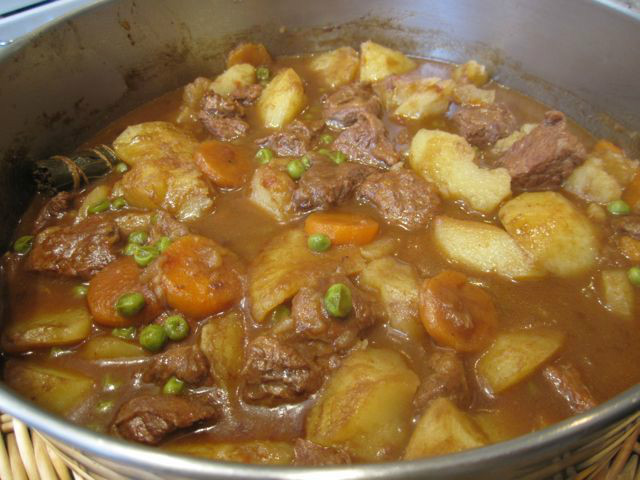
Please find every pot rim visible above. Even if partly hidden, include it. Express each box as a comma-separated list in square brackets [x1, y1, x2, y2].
[2, 0, 640, 478]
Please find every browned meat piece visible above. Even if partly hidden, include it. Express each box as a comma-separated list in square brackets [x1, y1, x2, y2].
[33, 191, 75, 232]
[199, 92, 249, 141]
[241, 335, 322, 406]
[333, 112, 400, 168]
[230, 84, 263, 106]
[322, 83, 381, 130]
[495, 110, 586, 191]
[256, 120, 323, 157]
[26, 215, 119, 278]
[143, 345, 209, 385]
[611, 216, 640, 240]
[293, 439, 351, 466]
[543, 364, 597, 413]
[113, 394, 219, 445]
[292, 158, 375, 212]
[356, 168, 441, 230]
[414, 350, 470, 410]
[113, 210, 189, 241]
[452, 103, 517, 148]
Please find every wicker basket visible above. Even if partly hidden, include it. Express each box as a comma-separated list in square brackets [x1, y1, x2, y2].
[2, 412, 640, 480]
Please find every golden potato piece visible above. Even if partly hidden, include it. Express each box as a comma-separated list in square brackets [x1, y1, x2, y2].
[452, 84, 495, 105]
[410, 129, 511, 213]
[380, 77, 454, 120]
[600, 270, 635, 317]
[309, 47, 359, 88]
[359, 41, 416, 83]
[563, 157, 623, 204]
[167, 440, 293, 465]
[404, 398, 487, 460]
[249, 164, 296, 222]
[306, 348, 419, 461]
[78, 185, 110, 219]
[176, 77, 211, 128]
[257, 68, 307, 129]
[79, 336, 149, 360]
[227, 43, 273, 68]
[5, 361, 94, 415]
[210, 63, 256, 97]
[200, 311, 245, 387]
[499, 192, 599, 277]
[249, 229, 366, 322]
[432, 216, 544, 280]
[476, 329, 565, 394]
[451, 60, 489, 86]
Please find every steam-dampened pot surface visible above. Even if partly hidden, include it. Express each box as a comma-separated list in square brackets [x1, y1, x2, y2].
[2, 42, 640, 466]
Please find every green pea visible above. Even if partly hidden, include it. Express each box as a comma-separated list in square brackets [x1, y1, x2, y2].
[88, 199, 110, 215]
[163, 376, 185, 395]
[332, 151, 347, 165]
[307, 233, 331, 252]
[139, 324, 167, 352]
[155, 236, 172, 253]
[72, 284, 89, 298]
[287, 158, 306, 180]
[323, 283, 352, 318]
[133, 246, 159, 267]
[628, 266, 640, 287]
[96, 400, 114, 414]
[102, 375, 121, 392]
[13, 235, 34, 254]
[163, 315, 190, 341]
[115, 162, 129, 173]
[270, 304, 291, 324]
[115, 292, 146, 317]
[256, 66, 270, 83]
[111, 197, 127, 210]
[112, 326, 136, 340]
[607, 199, 631, 216]
[123, 243, 140, 256]
[255, 147, 274, 164]
[319, 134, 333, 145]
[128, 231, 148, 245]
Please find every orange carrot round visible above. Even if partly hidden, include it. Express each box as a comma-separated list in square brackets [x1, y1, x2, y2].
[304, 212, 379, 246]
[419, 270, 497, 352]
[160, 235, 243, 318]
[88, 257, 162, 327]
[195, 140, 251, 189]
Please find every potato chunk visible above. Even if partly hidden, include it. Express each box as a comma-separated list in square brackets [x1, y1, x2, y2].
[432, 216, 544, 280]
[306, 348, 419, 461]
[499, 192, 599, 277]
[249, 229, 366, 322]
[380, 77, 454, 120]
[359, 257, 422, 339]
[404, 398, 487, 460]
[452, 84, 495, 105]
[2, 308, 91, 353]
[257, 68, 306, 128]
[227, 43, 272, 68]
[451, 60, 490, 86]
[167, 440, 293, 465]
[476, 329, 565, 394]
[563, 157, 624, 204]
[359, 41, 416, 83]
[5, 361, 94, 415]
[410, 129, 511, 213]
[210, 63, 256, 97]
[600, 270, 635, 317]
[79, 336, 149, 359]
[200, 311, 245, 387]
[309, 47, 359, 88]
[249, 164, 296, 221]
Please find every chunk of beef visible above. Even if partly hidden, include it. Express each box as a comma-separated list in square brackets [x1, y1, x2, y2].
[495, 110, 586, 191]
[26, 215, 119, 278]
[322, 83, 381, 130]
[113, 394, 219, 445]
[230, 84, 263, 106]
[114, 210, 189, 242]
[256, 120, 323, 157]
[452, 103, 517, 148]
[543, 364, 596, 413]
[611, 215, 640, 241]
[414, 350, 470, 410]
[241, 335, 322, 406]
[333, 112, 400, 168]
[293, 439, 351, 466]
[292, 158, 375, 212]
[199, 92, 249, 141]
[33, 192, 75, 232]
[356, 168, 442, 231]
[143, 345, 209, 385]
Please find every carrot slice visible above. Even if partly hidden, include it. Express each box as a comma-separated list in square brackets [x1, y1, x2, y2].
[419, 270, 498, 352]
[87, 257, 162, 327]
[195, 140, 251, 189]
[623, 172, 640, 213]
[304, 212, 379, 246]
[160, 235, 243, 318]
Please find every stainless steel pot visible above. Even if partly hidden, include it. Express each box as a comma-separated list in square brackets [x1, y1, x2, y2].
[1, 1, 640, 478]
